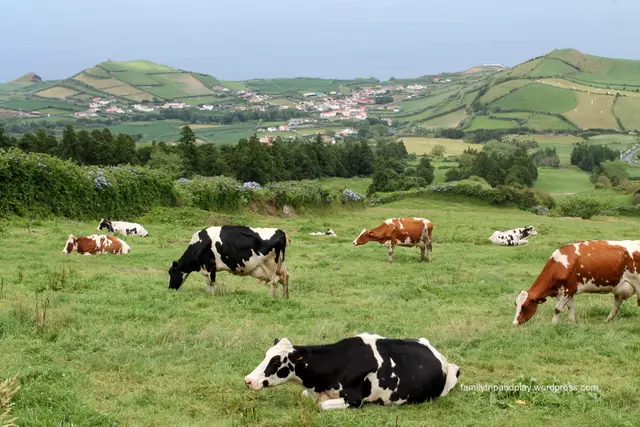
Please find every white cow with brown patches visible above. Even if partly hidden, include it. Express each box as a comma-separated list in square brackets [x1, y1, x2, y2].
[62, 234, 131, 255]
[514, 240, 640, 325]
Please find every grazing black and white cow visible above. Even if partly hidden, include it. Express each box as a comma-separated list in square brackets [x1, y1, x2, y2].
[168, 225, 290, 298]
[489, 226, 537, 246]
[244, 333, 460, 410]
[98, 219, 149, 237]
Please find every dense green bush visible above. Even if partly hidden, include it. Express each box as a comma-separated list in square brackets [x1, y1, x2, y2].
[265, 181, 338, 208]
[176, 176, 245, 211]
[369, 182, 553, 212]
[0, 149, 176, 219]
[555, 196, 604, 219]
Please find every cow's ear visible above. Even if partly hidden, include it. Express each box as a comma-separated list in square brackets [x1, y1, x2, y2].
[534, 297, 547, 304]
[273, 338, 280, 345]
[171, 261, 178, 269]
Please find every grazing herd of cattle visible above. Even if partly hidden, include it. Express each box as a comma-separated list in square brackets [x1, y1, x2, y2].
[58, 215, 640, 411]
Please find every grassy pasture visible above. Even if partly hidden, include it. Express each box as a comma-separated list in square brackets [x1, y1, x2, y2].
[525, 114, 576, 131]
[528, 59, 578, 78]
[402, 137, 471, 156]
[0, 99, 80, 112]
[491, 84, 577, 114]
[2, 197, 640, 426]
[478, 80, 532, 105]
[35, 86, 80, 99]
[317, 177, 372, 194]
[415, 109, 468, 129]
[142, 74, 214, 99]
[564, 92, 618, 130]
[468, 115, 518, 130]
[220, 81, 248, 91]
[614, 97, 640, 131]
[396, 93, 453, 115]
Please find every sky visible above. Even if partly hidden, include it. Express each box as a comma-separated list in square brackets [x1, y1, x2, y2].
[3, 0, 638, 82]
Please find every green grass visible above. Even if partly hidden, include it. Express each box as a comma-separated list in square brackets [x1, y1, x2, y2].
[397, 92, 457, 115]
[194, 124, 256, 145]
[402, 137, 472, 156]
[102, 121, 182, 142]
[2, 196, 640, 426]
[491, 84, 577, 114]
[100, 60, 175, 73]
[317, 177, 372, 194]
[139, 74, 213, 99]
[505, 58, 545, 78]
[219, 81, 247, 91]
[479, 80, 532, 105]
[549, 49, 640, 87]
[528, 59, 578, 78]
[534, 167, 630, 206]
[468, 115, 519, 130]
[192, 73, 221, 89]
[524, 114, 576, 131]
[0, 99, 80, 112]
[415, 109, 468, 129]
[614, 97, 640, 131]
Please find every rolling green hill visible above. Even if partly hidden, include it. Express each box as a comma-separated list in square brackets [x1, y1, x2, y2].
[468, 49, 640, 132]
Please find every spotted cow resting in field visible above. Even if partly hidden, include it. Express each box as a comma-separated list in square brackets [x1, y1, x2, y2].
[513, 240, 640, 325]
[168, 225, 290, 298]
[98, 219, 149, 237]
[353, 217, 433, 263]
[489, 226, 537, 246]
[244, 333, 460, 410]
[310, 229, 337, 236]
[62, 234, 131, 255]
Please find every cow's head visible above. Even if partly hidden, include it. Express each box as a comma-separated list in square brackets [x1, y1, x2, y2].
[326, 229, 337, 236]
[168, 261, 186, 290]
[521, 226, 537, 238]
[62, 234, 77, 254]
[353, 227, 387, 246]
[97, 219, 114, 232]
[440, 363, 461, 397]
[244, 338, 301, 390]
[513, 290, 546, 325]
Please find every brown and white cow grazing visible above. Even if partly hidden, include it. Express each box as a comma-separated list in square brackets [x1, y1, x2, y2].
[62, 234, 131, 255]
[513, 240, 640, 325]
[353, 217, 433, 263]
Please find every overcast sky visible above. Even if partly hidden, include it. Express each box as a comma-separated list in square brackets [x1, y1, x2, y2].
[3, 0, 637, 82]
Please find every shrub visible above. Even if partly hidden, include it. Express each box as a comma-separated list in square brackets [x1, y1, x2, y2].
[264, 180, 338, 208]
[556, 196, 603, 219]
[0, 149, 176, 220]
[176, 176, 245, 211]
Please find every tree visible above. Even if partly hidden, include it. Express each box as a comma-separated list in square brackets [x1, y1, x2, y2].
[178, 125, 199, 177]
[59, 125, 81, 163]
[416, 155, 435, 185]
[430, 144, 446, 158]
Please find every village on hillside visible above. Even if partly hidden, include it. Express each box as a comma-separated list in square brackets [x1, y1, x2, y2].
[66, 81, 442, 127]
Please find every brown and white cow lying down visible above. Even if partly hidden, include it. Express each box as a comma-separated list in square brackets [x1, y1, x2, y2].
[514, 240, 640, 325]
[353, 217, 433, 263]
[62, 234, 131, 255]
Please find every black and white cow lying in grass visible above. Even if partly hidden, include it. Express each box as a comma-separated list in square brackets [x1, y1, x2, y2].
[98, 219, 149, 237]
[310, 229, 337, 236]
[244, 333, 460, 410]
[489, 226, 537, 246]
[168, 225, 290, 298]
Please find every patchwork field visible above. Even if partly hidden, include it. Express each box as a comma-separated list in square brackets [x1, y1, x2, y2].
[36, 86, 79, 99]
[564, 92, 618, 130]
[527, 59, 578, 78]
[491, 83, 577, 114]
[141, 74, 214, 98]
[468, 116, 519, 130]
[416, 109, 468, 129]
[402, 137, 472, 156]
[2, 197, 640, 426]
[478, 80, 532, 105]
[614, 97, 640, 131]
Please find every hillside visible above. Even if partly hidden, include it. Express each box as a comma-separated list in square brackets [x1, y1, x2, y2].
[470, 49, 640, 132]
[11, 72, 42, 84]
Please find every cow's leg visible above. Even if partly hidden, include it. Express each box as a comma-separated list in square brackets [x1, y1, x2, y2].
[426, 238, 433, 262]
[606, 294, 625, 322]
[206, 269, 217, 295]
[552, 295, 571, 324]
[419, 244, 426, 263]
[387, 244, 395, 264]
[281, 266, 289, 299]
[567, 296, 576, 323]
